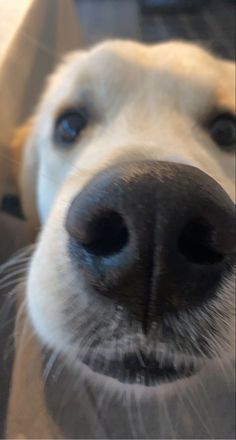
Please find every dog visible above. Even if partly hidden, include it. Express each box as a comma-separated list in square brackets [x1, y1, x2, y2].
[6, 40, 236, 438]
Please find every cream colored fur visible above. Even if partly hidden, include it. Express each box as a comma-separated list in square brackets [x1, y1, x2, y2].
[6, 40, 236, 436]
[19, 41, 235, 226]
[16, 40, 235, 352]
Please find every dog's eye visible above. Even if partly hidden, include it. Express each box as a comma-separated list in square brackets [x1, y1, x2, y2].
[55, 110, 88, 145]
[208, 113, 236, 151]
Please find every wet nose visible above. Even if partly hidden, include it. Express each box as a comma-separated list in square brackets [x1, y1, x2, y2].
[65, 161, 235, 327]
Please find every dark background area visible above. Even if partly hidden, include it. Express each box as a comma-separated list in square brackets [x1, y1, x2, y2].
[75, 0, 235, 59]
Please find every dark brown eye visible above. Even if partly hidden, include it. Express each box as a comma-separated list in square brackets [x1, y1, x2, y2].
[55, 110, 88, 145]
[208, 113, 236, 151]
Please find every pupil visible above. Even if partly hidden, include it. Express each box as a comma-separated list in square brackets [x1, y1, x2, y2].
[63, 119, 78, 138]
[213, 119, 235, 146]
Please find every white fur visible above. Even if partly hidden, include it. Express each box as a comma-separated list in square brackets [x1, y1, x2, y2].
[22, 40, 235, 393]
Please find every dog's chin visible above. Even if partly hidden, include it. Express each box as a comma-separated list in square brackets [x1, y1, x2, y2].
[81, 352, 197, 387]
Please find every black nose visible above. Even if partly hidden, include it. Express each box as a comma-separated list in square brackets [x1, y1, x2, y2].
[65, 161, 235, 327]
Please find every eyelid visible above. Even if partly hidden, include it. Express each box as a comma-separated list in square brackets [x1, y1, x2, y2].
[55, 106, 90, 121]
[205, 108, 236, 125]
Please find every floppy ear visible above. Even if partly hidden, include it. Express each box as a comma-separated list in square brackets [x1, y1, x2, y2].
[219, 60, 236, 111]
[10, 120, 33, 189]
[10, 120, 39, 234]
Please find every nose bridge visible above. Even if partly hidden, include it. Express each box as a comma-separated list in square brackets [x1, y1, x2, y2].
[108, 102, 229, 186]
[103, 106, 196, 169]
[116, 89, 190, 146]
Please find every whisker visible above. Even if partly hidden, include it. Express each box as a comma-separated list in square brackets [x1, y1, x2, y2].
[42, 351, 59, 384]
[0, 276, 26, 293]
[0, 267, 28, 286]
[125, 388, 138, 439]
[133, 388, 147, 439]
[0, 244, 34, 273]
[159, 388, 176, 439]
[184, 385, 214, 439]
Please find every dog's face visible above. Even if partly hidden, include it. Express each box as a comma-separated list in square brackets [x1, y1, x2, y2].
[19, 41, 235, 397]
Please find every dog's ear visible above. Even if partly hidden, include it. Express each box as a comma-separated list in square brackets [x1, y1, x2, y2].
[10, 120, 33, 189]
[10, 120, 39, 234]
[219, 60, 236, 111]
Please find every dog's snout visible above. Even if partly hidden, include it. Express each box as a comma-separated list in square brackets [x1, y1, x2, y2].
[67, 209, 129, 257]
[66, 161, 235, 326]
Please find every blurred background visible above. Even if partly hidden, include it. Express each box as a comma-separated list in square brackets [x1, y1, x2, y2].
[76, 0, 236, 59]
[1, 0, 235, 59]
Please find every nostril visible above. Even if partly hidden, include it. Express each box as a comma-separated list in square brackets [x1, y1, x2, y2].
[81, 211, 129, 257]
[178, 217, 224, 265]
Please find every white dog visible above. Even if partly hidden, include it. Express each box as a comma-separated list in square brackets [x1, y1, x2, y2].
[7, 40, 236, 438]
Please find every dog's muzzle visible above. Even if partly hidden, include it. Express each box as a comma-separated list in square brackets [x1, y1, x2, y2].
[65, 161, 235, 329]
